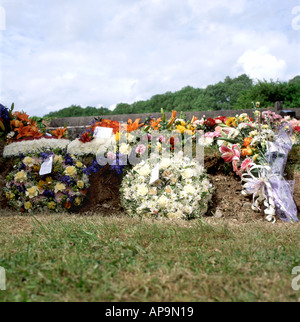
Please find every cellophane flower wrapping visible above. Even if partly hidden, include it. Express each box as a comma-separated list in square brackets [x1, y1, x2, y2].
[266, 128, 298, 222]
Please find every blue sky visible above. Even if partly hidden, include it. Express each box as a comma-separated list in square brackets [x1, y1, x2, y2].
[0, 0, 299, 116]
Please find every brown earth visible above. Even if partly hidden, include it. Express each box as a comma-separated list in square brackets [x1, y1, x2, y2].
[77, 165, 123, 214]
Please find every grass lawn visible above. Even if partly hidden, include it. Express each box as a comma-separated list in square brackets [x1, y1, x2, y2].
[0, 213, 299, 302]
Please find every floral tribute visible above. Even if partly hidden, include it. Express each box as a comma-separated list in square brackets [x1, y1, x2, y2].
[67, 119, 119, 157]
[206, 104, 300, 223]
[97, 110, 204, 173]
[120, 154, 214, 220]
[1, 103, 70, 157]
[4, 150, 89, 213]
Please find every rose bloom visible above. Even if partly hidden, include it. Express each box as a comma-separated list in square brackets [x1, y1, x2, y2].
[136, 184, 149, 196]
[64, 166, 77, 177]
[23, 157, 35, 167]
[77, 180, 85, 189]
[26, 186, 39, 199]
[14, 170, 28, 183]
[182, 168, 195, 179]
[160, 158, 171, 169]
[24, 202, 32, 210]
[138, 164, 151, 177]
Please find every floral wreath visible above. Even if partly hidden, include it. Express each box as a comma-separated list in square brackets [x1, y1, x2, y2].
[4, 149, 89, 213]
[121, 154, 214, 220]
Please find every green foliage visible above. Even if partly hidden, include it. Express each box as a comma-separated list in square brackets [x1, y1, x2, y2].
[44, 75, 300, 118]
[45, 105, 112, 118]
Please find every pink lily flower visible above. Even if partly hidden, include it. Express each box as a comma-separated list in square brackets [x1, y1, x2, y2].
[241, 158, 254, 172]
[233, 160, 242, 177]
[219, 144, 241, 163]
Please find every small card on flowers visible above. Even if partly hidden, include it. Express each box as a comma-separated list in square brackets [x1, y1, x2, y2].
[39, 156, 53, 176]
[93, 127, 113, 139]
[150, 164, 160, 185]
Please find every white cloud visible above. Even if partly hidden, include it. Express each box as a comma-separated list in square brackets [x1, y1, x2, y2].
[237, 48, 287, 80]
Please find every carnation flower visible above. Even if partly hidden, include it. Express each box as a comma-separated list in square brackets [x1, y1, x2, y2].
[54, 155, 64, 163]
[14, 170, 28, 183]
[136, 144, 147, 155]
[3, 138, 70, 158]
[107, 151, 117, 161]
[54, 182, 66, 193]
[64, 166, 77, 177]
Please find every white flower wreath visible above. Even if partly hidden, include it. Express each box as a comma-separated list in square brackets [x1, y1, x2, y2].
[121, 154, 214, 220]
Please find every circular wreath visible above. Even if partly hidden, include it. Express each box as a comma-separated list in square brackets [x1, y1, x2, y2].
[121, 155, 214, 220]
[4, 150, 89, 213]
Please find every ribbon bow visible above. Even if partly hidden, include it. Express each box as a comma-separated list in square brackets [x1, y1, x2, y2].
[242, 165, 277, 223]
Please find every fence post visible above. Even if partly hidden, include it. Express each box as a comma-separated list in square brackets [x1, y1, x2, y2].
[274, 101, 283, 112]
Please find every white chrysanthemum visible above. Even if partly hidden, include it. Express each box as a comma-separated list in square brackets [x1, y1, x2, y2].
[4, 138, 71, 157]
[183, 185, 196, 195]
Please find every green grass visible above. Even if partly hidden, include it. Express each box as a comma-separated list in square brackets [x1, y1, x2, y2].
[0, 213, 299, 302]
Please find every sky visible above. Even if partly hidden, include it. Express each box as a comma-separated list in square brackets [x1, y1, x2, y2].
[0, 0, 299, 116]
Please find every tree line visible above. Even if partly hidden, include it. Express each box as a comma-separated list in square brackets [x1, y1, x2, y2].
[44, 74, 300, 118]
